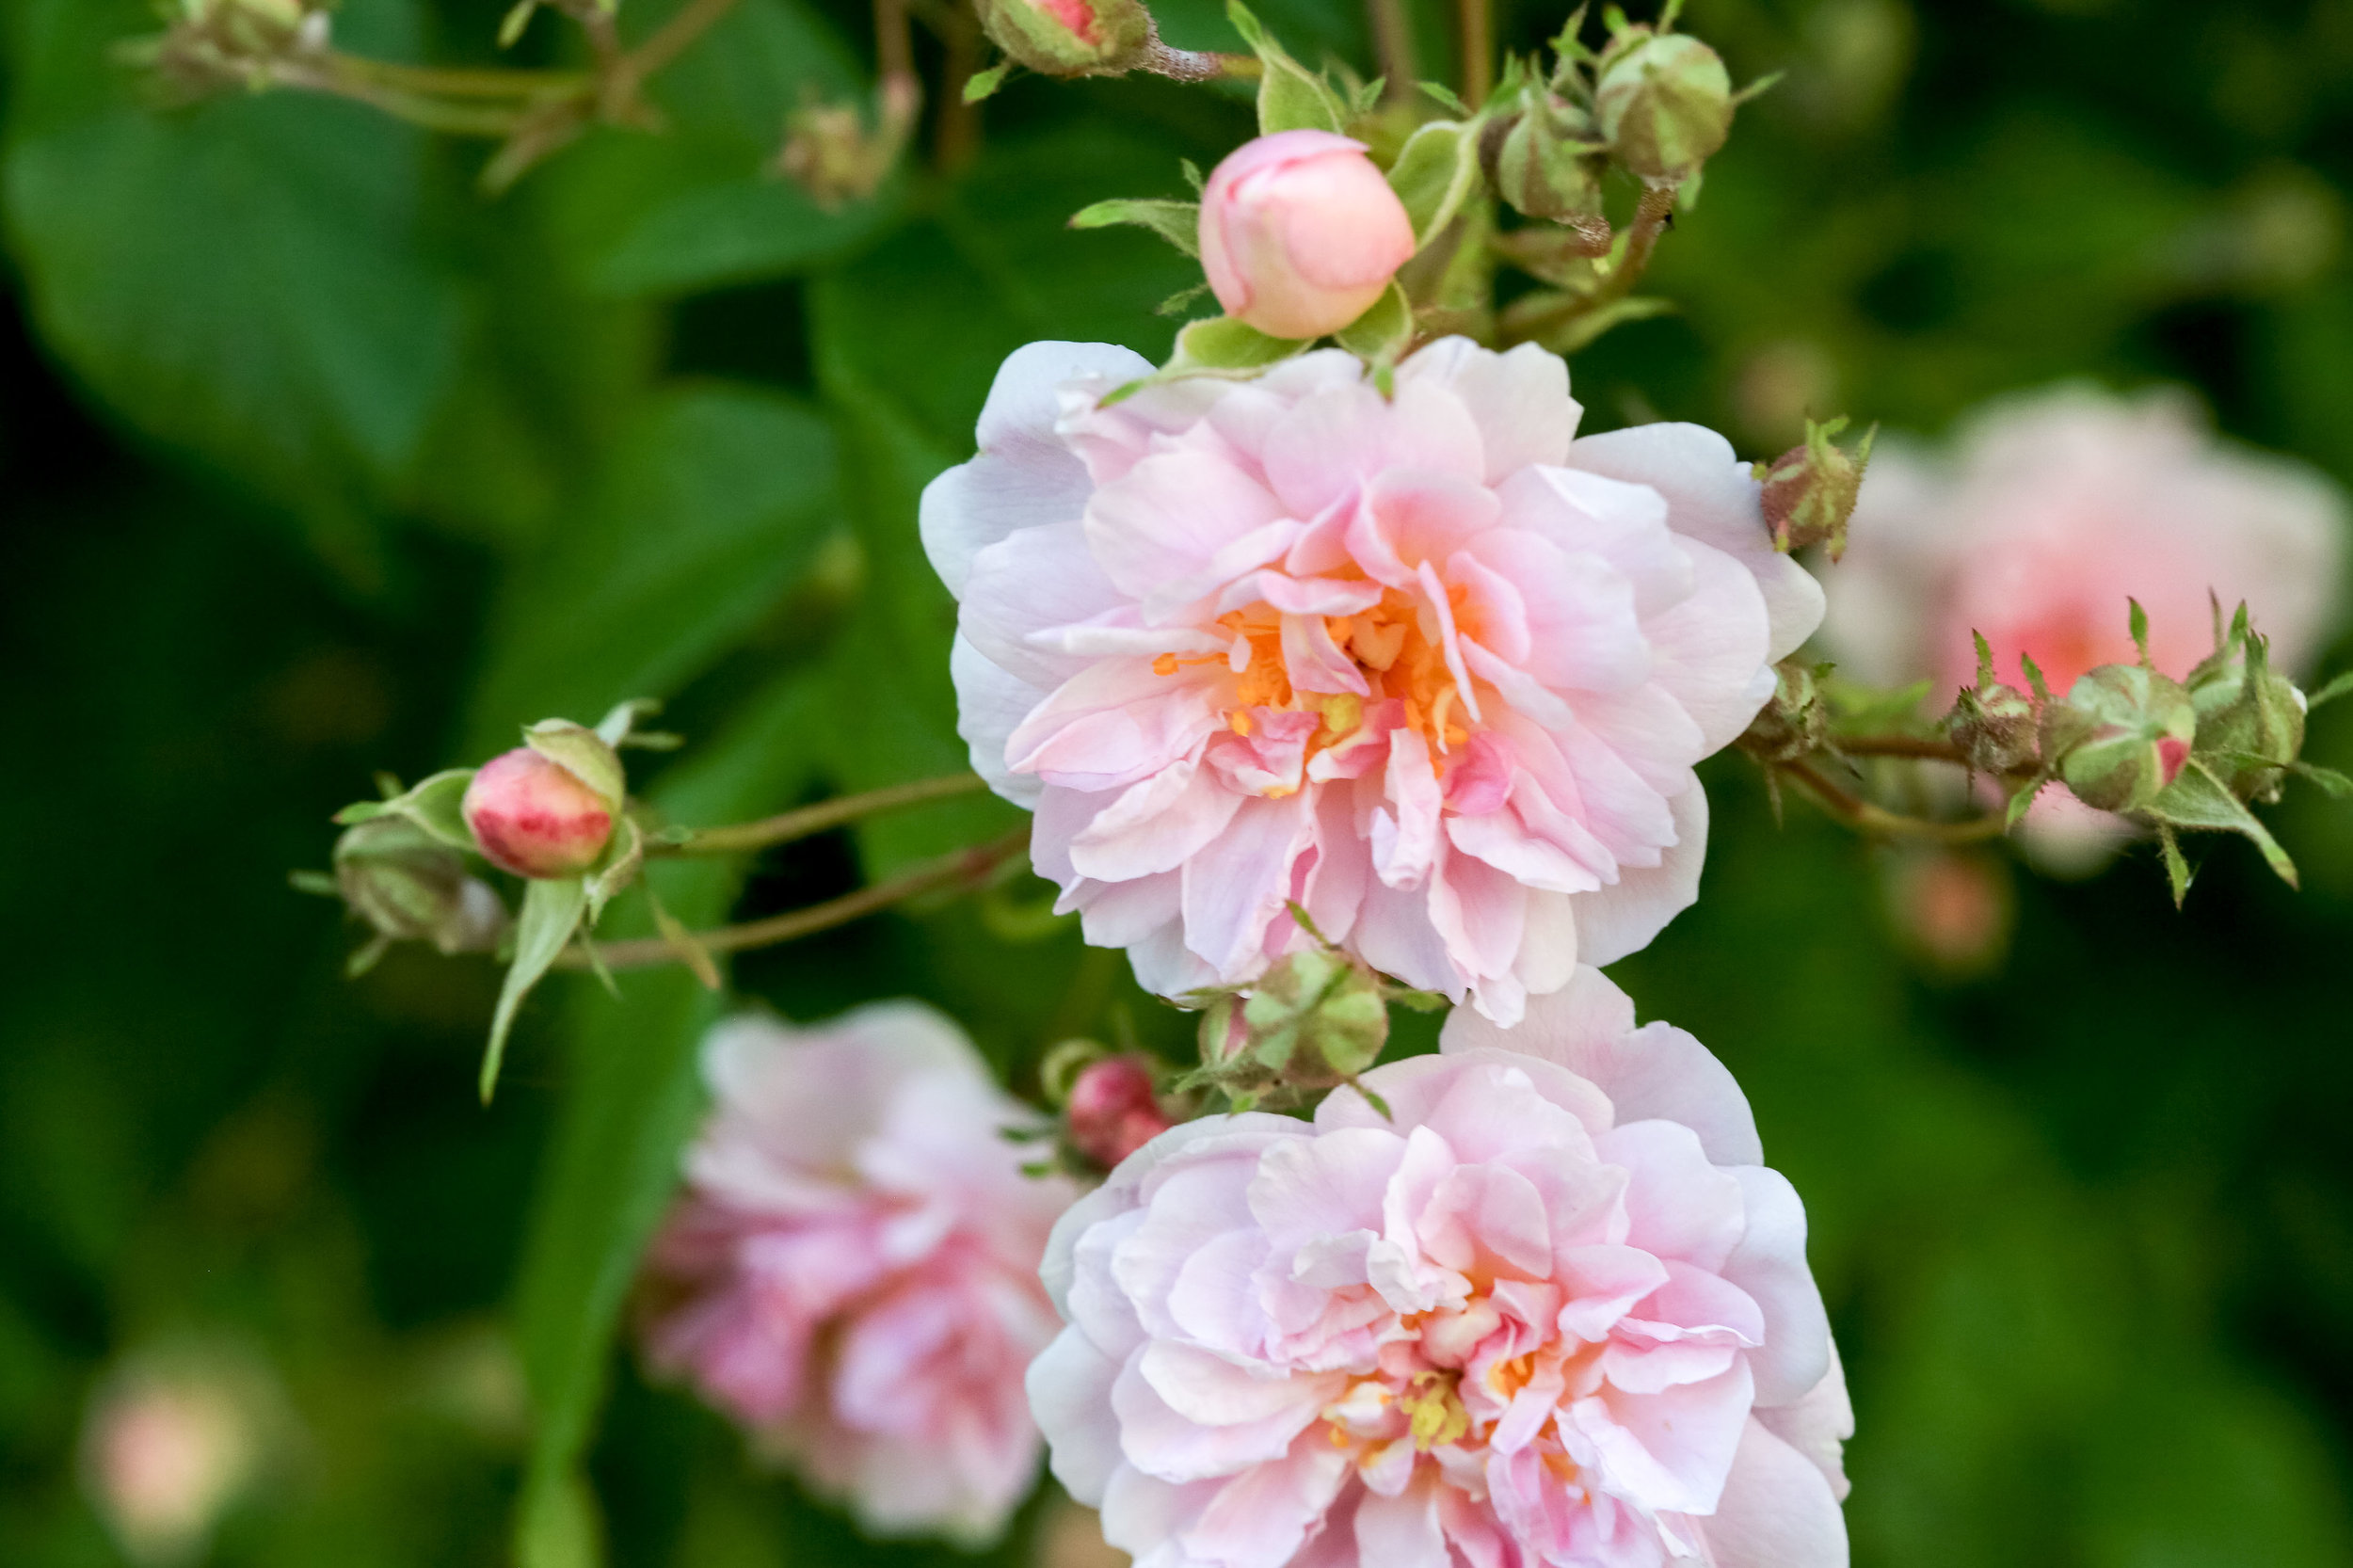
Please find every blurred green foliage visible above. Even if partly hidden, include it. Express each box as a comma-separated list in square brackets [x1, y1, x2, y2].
[4, 0, 2353, 1563]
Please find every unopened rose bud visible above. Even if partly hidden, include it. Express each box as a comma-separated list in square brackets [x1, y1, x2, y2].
[1488, 87, 1608, 229]
[1945, 632, 2041, 775]
[1064, 1055, 1174, 1170]
[1757, 415, 1875, 561]
[2041, 663, 2198, 814]
[335, 818, 509, 954]
[1737, 660, 1828, 763]
[1594, 29, 1734, 184]
[1199, 131, 1419, 342]
[463, 745, 617, 880]
[971, 0, 1152, 78]
[2184, 608, 2307, 802]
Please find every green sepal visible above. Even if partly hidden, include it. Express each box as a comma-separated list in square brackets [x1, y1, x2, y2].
[333, 767, 477, 852]
[2304, 668, 2353, 709]
[1417, 81, 1471, 114]
[2155, 823, 2192, 908]
[1386, 120, 1485, 248]
[525, 720, 627, 808]
[1100, 316, 1308, 403]
[1335, 280, 1415, 365]
[482, 876, 590, 1104]
[584, 814, 646, 923]
[2004, 773, 2047, 831]
[1226, 0, 1346, 133]
[2288, 759, 2353, 797]
[963, 60, 1015, 103]
[1155, 282, 1215, 317]
[1536, 293, 1676, 355]
[2141, 758, 2298, 889]
[1070, 198, 1202, 258]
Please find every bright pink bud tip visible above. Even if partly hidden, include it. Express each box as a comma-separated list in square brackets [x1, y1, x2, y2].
[462, 748, 614, 880]
[1064, 1055, 1171, 1169]
[1198, 130, 1418, 341]
[2156, 734, 2191, 787]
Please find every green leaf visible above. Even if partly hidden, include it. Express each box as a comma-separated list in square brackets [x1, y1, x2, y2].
[483, 876, 590, 1103]
[1171, 314, 1311, 371]
[1387, 120, 1484, 247]
[1335, 280, 1416, 363]
[2143, 758, 2298, 889]
[1225, 0, 1347, 134]
[963, 60, 1016, 102]
[1070, 197, 1203, 258]
[509, 673, 828, 1568]
[3, 0, 466, 581]
[463, 386, 842, 757]
[2289, 759, 2353, 797]
[534, 0, 902, 298]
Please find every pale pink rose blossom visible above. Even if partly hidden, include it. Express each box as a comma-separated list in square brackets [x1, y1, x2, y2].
[923, 339, 1823, 1023]
[1199, 132, 1419, 341]
[1822, 384, 2345, 865]
[640, 1003, 1080, 1543]
[1026, 966, 1850, 1568]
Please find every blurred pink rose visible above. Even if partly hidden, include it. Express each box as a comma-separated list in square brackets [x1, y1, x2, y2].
[1026, 967, 1850, 1568]
[1825, 384, 2344, 699]
[1199, 131, 1418, 340]
[640, 1003, 1080, 1543]
[922, 339, 1822, 1023]
[81, 1346, 279, 1566]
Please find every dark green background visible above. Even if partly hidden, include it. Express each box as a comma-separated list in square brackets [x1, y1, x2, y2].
[6, 0, 2353, 1561]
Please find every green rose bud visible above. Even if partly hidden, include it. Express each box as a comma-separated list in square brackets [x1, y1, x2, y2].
[335, 818, 510, 956]
[1488, 86, 1609, 228]
[2041, 663, 2198, 814]
[1755, 416, 1875, 561]
[2183, 608, 2306, 802]
[1240, 948, 1389, 1082]
[1945, 632, 2041, 776]
[1737, 660, 1829, 764]
[1594, 30, 1734, 184]
[972, 0, 1154, 78]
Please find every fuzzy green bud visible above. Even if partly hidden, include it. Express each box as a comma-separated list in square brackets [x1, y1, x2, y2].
[1594, 30, 1734, 184]
[335, 818, 510, 955]
[2183, 615, 2307, 802]
[1947, 682, 2040, 776]
[2041, 663, 2198, 814]
[1488, 85, 1608, 229]
[1738, 660, 1829, 764]
[972, 0, 1154, 77]
[1238, 948, 1389, 1081]
[1755, 416, 1875, 561]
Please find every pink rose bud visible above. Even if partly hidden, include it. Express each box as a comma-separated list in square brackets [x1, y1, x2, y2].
[1198, 131, 1417, 342]
[462, 747, 616, 880]
[1064, 1055, 1171, 1170]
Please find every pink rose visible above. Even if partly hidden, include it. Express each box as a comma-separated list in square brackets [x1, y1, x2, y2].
[462, 747, 616, 879]
[639, 1003, 1080, 1543]
[922, 339, 1823, 1023]
[1821, 383, 2345, 866]
[1026, 967, 1850, 1568]
[1198, 131, 1419, 341]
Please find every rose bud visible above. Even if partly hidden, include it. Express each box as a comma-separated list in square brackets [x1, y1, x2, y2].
[1594, 29, 1735, 184]
[972, 0, 1152, 78]
[2041, 662, 2198, 814]
[1198, 131, 1418, 341]
[462, 745, 617, 880]
[334, 818, 509, 955]
[1758, 414, 1876, 560]
[1945, 631, 2041, 776]
[2184, 607, 2307, 802]
[1064, 1055, 1173, 1170]
[1737, 658, 1829, 763]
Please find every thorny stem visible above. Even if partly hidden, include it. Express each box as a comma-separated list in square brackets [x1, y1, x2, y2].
[1456, 0, 1491, 105]
[654, 773, 989, 857]
[562, 828, 1030, 971]
[1778, 758, 2015, 844]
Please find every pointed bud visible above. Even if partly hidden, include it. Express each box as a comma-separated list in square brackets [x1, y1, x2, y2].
[462, 745, 617, 880]
[1064, 1055, 1175, 1170]
[2184, 605, 2306, 802]
[1756, 415, 1875, 560]
[335, 818, 510, 955]
[1593, 29, 1734, 184]
[1945, 632, 2041, 775]
[1737, 659, 1829, 763]
[2041, 663, 2198, 814]
[1486, 78, 1609, 228]
[971, 0, 1154, 78]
